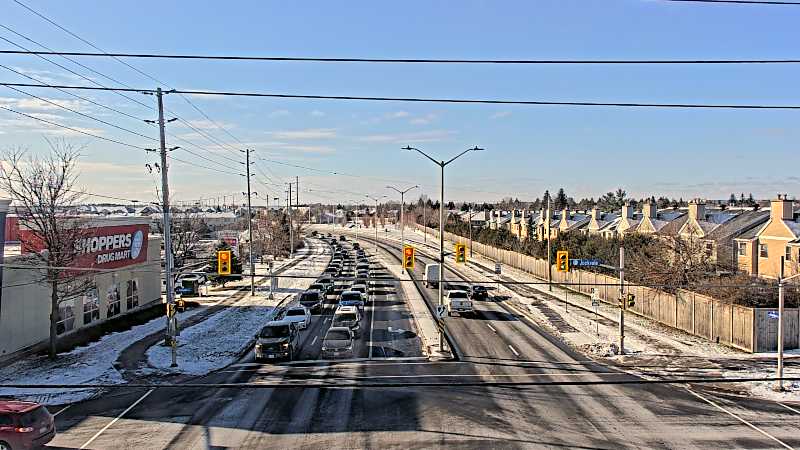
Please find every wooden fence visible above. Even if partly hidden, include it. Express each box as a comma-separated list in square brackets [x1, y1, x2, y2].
[414, 224, 799, 353]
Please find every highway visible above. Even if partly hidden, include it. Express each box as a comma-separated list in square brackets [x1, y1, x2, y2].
[44, 233, 800, 449]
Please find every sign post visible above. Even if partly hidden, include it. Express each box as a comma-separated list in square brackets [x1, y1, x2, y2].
[591, 288, 600, 335]
[268, 260, 275, 300]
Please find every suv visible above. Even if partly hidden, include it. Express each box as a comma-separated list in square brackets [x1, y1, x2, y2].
[322, 326, 354, 359]
[254, 320, 299, 361]
[332, 305, 361, 337]
[0, 400, 55, 450]
[317, 277, 335, 294]
[470, 285, 489, 301]
[339, 290, 365, 309]
[446, 290, 474, 316]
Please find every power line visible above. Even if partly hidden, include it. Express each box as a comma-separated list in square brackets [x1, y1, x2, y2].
[3, 49, 800, 63]
[169, 154, 243, 176]
[0, 105, 148, 150]
[4, 82, 798, 110]
[663, 0, 800, 5]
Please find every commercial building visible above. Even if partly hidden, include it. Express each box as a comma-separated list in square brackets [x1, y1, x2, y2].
[0, 217, 161, 361]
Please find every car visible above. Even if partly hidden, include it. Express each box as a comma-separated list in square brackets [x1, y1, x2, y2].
[446, 290, 474, 316]
[283, 305, 311, 329]
[299, 289, 324, 313]
[352, 242, 361, 250]
[338, 290, 365, 309]
[254, 320, 299, 361]
[318, 277, 335, 293]
[0, 400, 56, 450]
[332, 305, 361, 337]
[356, 262, 370, 271]
[350, 283, 369, 300]
[470, 285, 489, 301]
[339, 235, 347, 241]
[323, 267, 339, 277]
[321, 326, 354, 358]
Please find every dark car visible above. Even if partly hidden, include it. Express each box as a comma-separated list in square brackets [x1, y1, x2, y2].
[299, 290, 324, 313]
[352, 242, 361, 250]
[0, 400, 55, 450]
[470, 285, 489, 301]
[317, 277, 335, 294]
[254, 320, 299, 361]
[339, 235, 347, 241]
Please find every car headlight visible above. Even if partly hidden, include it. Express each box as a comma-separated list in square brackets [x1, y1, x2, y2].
[255, 343, 262, 349]
[282, 343, 289, 349]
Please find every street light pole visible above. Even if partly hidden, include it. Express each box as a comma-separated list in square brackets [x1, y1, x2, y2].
[402, 145, 484, 352]
[365, 194, 386, 255]
[469, 205, 474, 258]
[387, 185, 418, 251]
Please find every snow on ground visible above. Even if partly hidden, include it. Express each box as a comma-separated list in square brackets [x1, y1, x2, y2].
[0, 249, 311, 405]
[386, 226, 800, 402]
[144, 240, 330, 375]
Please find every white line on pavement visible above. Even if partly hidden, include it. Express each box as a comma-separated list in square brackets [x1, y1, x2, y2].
[686, 388, 792, 450]
[250, 372, 621, 381]
[508, 345, 520, 357]
[311, 336, 318, 346]
[52, 404, 72, 417]
[780, 403, 800, 415]
[486, 323, 497, 333]
[79, 388, 154, 449]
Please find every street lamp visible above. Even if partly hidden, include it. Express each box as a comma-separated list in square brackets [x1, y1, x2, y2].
[365, 194, 387, 255]
[386, 184, 418, 251]
[402, 145, 484, 352]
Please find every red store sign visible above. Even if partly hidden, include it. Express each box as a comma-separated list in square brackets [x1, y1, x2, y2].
[20, 223, 149, 270]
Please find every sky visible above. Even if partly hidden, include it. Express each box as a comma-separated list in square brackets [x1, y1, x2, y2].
[0, 0, 799, 207]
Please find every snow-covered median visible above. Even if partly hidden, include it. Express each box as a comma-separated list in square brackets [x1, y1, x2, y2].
[143, 240, 330, 376]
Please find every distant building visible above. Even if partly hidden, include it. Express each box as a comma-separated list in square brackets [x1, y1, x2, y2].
[736, 195, 800, 279]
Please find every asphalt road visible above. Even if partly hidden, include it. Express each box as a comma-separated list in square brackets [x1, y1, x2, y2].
[42, 231, 800, 449]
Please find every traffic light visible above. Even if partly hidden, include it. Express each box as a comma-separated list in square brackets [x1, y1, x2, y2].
[627, 293, 636, 309]
[166, 302, 176, 317]
[455, 243, 466, 264]
[218, 250, 232, 275]
[618, 297, 625, 308]
[556, 250, 569, 272]
[403, 245, 415, 269]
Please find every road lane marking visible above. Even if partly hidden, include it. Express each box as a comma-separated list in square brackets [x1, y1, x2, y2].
[250, 372, 622, 381]
[508, 345, 520, 357]
[780, 403, 800, 415]
[79, 388, 154, 449]
[686, 388, 792, 450]
[486, 323, 497, 333]
[52, 404, 72, 417]
[311, 336, 318, 346]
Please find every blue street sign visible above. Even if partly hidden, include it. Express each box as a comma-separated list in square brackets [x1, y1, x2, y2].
[570, 259, 601, 267]
[767, 311, 779, 320]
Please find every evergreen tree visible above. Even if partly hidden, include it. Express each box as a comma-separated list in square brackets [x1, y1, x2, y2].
[554, 188, 568, 211]
[729, 193, 737, 206]
[542, 190, 551, 208]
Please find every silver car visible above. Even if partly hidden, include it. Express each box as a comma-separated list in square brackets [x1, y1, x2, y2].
[322, 326, 354, 359]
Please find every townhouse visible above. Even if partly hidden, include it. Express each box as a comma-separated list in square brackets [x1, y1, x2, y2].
[735, 195, 800, 280]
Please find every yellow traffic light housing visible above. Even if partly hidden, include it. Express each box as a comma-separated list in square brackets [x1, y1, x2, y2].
[556, 250, 569, 272]
[218, 250, 232, 275]
[455, 243, 466, 264]
[403, 245, 415, 269]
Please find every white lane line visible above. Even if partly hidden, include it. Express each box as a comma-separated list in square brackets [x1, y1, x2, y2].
[486, 323, 497, 333]
[311, 336, 318, 346]
[79, 388, 154, 449]
[52, 404, 72, 417]
[324, 317, 330, 324]
[686, 388, 793, 450]
[780, 403, 800, 415]
[508, 345, 520, 357]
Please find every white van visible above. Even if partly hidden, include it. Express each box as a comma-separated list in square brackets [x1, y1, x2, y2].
[424, 263, 440, 288]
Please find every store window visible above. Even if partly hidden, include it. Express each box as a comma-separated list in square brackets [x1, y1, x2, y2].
[126, 279, 139, 310]
[56, 297, 75, 335]
[107, 284, 121, 317]
[83, 287, 100, 325]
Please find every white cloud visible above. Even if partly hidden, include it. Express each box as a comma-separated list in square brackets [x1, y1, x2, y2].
[0, 96, 88, 112]
[267, 128, 337, 140]
[356, 129, 457, 143]
[179, 119, 236, 131]
[410, 113, 438, 125]
[268, 109, 291, 118]
[389, 111, 410, 118]
[310, 110, 326, 117]
[490, 111, 512, 120]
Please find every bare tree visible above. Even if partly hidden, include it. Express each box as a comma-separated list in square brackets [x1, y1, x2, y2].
[155, 211, 205, 267]
[0, 141, 90, 359]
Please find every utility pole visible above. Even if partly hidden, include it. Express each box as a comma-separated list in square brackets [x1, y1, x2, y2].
[619, 246, 625, 354]
[403, 145, 484, 353]
[387, 185, 418, 251]
[286, 183, 294, 258]
[295, 176, 299, 209]
[423, 200, 427, 244]
[547, 197, 553, 292]
[242, 148, 255, 296]
[469, 205, 474, 258]
[154, 87, 178, 367]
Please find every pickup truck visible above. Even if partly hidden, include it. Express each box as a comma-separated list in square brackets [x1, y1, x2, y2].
[254, 320, 299, 361]
[446, 290, 474, 316]
[424, 263, 440, 288]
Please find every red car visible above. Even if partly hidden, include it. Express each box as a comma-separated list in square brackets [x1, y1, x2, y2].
[0, 400, 56, 450]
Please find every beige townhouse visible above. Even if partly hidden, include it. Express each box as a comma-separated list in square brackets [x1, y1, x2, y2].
[735, 195, 800, 279]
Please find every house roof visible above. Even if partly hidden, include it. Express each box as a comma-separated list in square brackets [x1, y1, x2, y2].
[706, 210, 769, 240]
[597, 216, 622, 232]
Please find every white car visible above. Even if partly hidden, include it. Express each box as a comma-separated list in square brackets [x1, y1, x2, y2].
[282, 306, 311, 329]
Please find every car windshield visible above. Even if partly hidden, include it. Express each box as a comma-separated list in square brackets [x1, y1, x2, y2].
[286, 309, 305, 316]
[309, 285, 324, 291]
[259, 325, 289, 338]
[301, 293, 318, 301]
[342, 293, 361, 301]
[19, 406, 49, 427]
[335, 313, 358, 322]
[326, 330, 351, 341]
[449, 291, 468, 299]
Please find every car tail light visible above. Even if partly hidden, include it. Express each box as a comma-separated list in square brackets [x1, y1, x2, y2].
[16, 426, 35, 433]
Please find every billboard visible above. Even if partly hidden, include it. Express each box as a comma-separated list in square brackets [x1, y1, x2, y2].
[20, 223, 150, 270]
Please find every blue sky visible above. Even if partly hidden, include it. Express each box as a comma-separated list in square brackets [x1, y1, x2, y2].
[1, 0, 799, 205]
